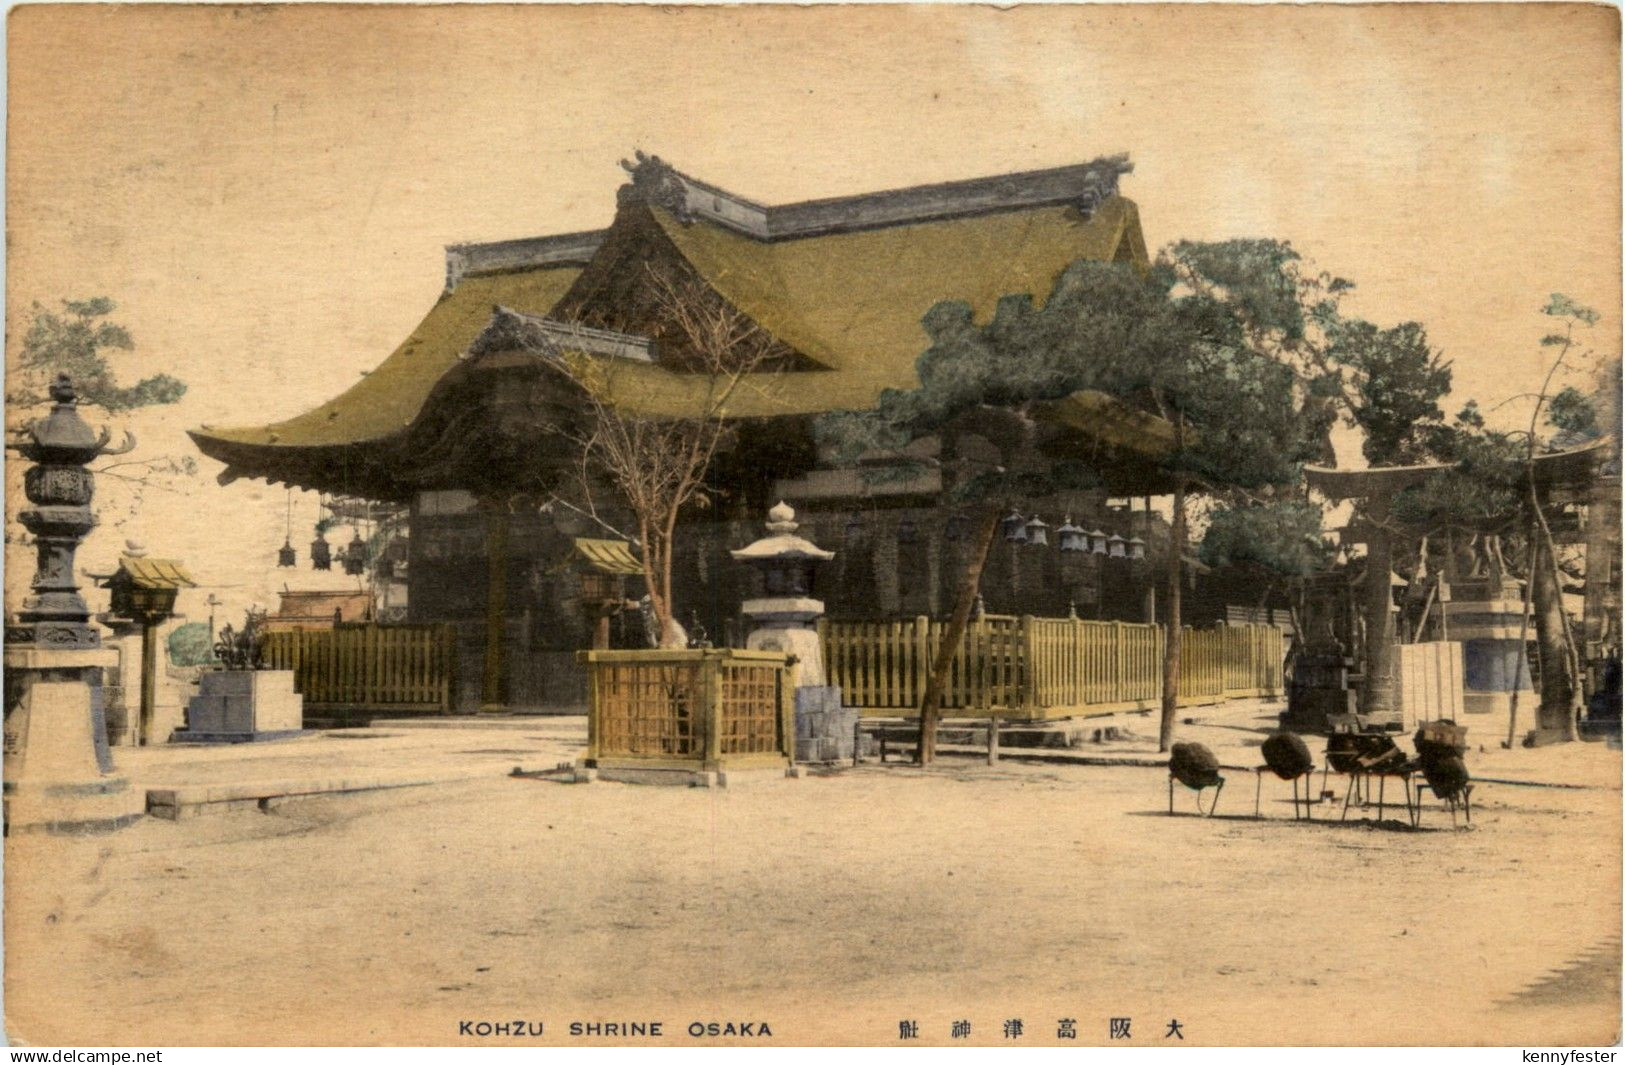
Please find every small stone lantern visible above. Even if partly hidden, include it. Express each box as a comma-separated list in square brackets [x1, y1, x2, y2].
[730, 501, 850, 762]
[730, 502, 835, 683]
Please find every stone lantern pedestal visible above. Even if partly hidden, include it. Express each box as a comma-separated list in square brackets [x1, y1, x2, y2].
[4, 647, 143, 834]
[731, 502, 855, 763]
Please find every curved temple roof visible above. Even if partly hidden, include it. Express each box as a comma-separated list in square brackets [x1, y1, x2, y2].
[189, 154, 1153, 496]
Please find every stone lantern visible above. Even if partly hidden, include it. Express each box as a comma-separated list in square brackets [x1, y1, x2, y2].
[4, 375, 144, 832]
[730, 501, 835, 683]
[731, 502, 853, 762]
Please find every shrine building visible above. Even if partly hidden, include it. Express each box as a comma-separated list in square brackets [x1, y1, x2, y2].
[191, 152, 1214, 711]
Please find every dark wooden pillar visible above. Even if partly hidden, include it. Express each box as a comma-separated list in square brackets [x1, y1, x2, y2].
[480, 508, 511, 712]
[139, 619, 159, 745]
[1360, 499, 1397, 716]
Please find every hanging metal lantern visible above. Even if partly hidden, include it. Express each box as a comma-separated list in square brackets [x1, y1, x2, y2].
[1108, 533, 1127, 559]
[277, 490, 298, 567]
[896, 517, 918, 545]
[310, 534, 332, 571]
[1057, 516, 1088, 553]
[1024, 514, 1049, 547]
[343, 529, 368, 576]
[1089, 529, 1108, 555]
[1002, 509, 1027, 543]
[1127, 535, 1146, 560]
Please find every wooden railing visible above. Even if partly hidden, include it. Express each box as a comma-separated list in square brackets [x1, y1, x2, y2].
[579, 648, 794, 771]
[262, 623, 458, 713]
[820, 615, 1285, 721]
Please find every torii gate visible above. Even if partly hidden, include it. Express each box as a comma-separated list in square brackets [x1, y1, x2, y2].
[1307, 437, 1613, 732]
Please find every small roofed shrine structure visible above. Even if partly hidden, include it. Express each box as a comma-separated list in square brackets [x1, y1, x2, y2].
[1305, 435, 1616, 738]
[559, 537, 644, 652]
[190, 152, 1193, 712]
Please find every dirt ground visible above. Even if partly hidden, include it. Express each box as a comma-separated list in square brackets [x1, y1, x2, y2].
[5, 702, 1620, 1047]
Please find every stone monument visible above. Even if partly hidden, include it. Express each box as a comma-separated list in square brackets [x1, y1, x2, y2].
[730, 501, 855, 762]
[3, 375, 145, 833]
[172, 610, 305, 743]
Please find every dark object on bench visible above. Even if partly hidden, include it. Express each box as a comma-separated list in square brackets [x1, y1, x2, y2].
[1262, 732, 1314, 779]
[1413, 719, 1473, 824]
[1168, 742, 1225, 816]
[1326, 731, 1408, 775]
[1170, 742, 1222, 788]
[1414, 719, 1469, 760]
[1418, 753, 1471, 802]
[1256, 731, 1316, 820]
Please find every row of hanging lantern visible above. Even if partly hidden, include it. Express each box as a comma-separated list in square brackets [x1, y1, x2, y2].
[1002, 509, 1146, 559]
[277, 490, 371, 574]
[298, 527, 368, 574]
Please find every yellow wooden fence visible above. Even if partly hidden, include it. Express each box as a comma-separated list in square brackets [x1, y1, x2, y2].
[262, 624, 458, 712]
[819, 615, 1285, 721]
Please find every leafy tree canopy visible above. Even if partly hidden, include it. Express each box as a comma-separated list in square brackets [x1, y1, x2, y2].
[818, 251, 1325, 500]
[9, 298, 185, 412]
[166, 621, 218, 667]
[1199, 500, 1331, 577]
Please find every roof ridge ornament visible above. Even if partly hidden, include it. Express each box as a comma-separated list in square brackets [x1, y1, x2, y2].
[618, 150, 694, 224]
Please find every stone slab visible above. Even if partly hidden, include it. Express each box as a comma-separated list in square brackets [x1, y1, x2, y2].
[596, 766, 712, 787]
[145, 776, 434, 820]
[169, 729, 307, 745]
[3, 648, 117, 670]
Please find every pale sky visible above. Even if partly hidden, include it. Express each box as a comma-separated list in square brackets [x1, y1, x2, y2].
[6, 3, 1620, 616]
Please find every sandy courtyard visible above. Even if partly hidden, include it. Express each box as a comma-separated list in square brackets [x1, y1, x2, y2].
[4, 705, 1620, 1047]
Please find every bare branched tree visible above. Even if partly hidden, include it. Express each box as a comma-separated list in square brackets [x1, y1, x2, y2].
[527, 265, 782, 646]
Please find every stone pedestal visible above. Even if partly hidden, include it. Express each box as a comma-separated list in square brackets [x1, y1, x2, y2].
[740, 597, 827, 685]
[173, 670, 304, 743]
[794, 685, 859, 763]
[1441, 582, 1534, 717]
[3, 648, 145, 835]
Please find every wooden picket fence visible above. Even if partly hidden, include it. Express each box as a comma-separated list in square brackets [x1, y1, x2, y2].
[819, 615, 1284, 721]
[262, 623, 458, 713]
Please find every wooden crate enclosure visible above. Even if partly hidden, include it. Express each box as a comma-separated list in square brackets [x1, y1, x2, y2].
[580, 648, 794, 771]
